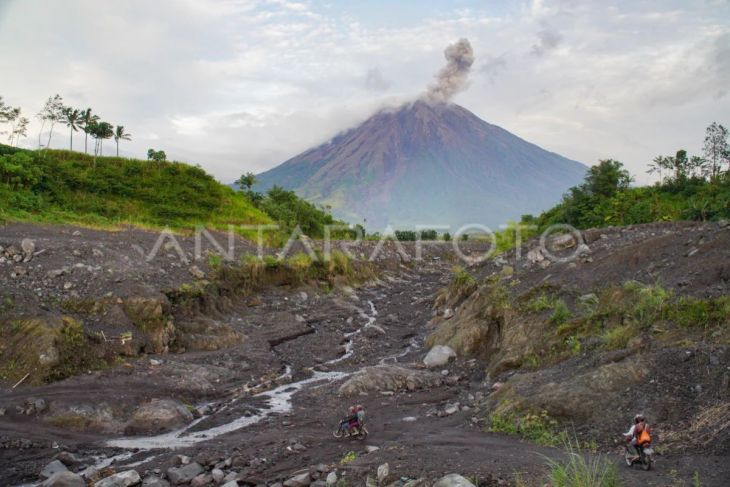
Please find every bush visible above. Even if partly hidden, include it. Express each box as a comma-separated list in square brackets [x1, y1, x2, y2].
[550, 300, 572, 326]
[545, 439, 620, 487]
[488, 409, 567, 446]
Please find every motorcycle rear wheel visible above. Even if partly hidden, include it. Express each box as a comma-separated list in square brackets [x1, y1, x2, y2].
[333, 428, 344, 438]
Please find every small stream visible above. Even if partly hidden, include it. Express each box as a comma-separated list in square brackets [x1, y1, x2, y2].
[102, 300, 379, 455]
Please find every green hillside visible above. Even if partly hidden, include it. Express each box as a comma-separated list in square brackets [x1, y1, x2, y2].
[0, 144, 272, 232]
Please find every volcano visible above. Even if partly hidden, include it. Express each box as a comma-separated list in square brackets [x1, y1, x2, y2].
[254, 100, 587, 229]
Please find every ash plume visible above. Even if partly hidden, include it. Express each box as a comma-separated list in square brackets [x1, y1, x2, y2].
[424, 38, 475, 104]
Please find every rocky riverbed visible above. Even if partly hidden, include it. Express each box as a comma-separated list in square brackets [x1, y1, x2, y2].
[1, 222, 729, 487]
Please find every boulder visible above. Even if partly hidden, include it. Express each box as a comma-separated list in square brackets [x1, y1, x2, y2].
[432, 474, 476, 487]
[221, 482, 239, 487]
[377, 463, 389, 484]
[95, 470, 142, 487]
[325, 472, 337, 486]
[125, 399, 193, 435]
[167, 463, 204, 485]
[423, 345, 456, 368]
[142, 476, 170, 487]
[40, 460, 68, 480]
[338, 365, 443, 396]
[21, 238, 35, 261]
[41, 471, 85, 487]
[284, 472, 311, 487]
[190, 474, 213, 487]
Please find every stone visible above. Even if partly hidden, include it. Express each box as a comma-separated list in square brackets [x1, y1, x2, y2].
[190, 474, 213, 487]
[377, 463, 389, 484]
[21, 238, 35, 259]
[167, 463, 204, 485]
[212, 469, 225, 483]
[443, 403, 460, 416]
[56, 451, 80, 466]
[432, 474, 476, 487]
[142, 476, 170, 487]
[423, 345, 456, 368]
[339, 365, 442, 396]
[443, 308, 454, 319]
[526, 248, 544, 263]
[364, 445, 380, 453]
[189, 265, 206, 279]
[125, 399, 193, 434]
[41, 471, 85, 487]
[95, 470, 142, 487]
[325, 472, 337, 486]
[221, 482, 239, 487]
[283, 472, 311, 487]
[40, 460, 68, 480]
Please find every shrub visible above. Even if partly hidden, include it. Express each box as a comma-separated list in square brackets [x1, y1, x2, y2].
[488, 409, 567, 446]
[545, 439, 620, 487]
[550, 300, 572, 326]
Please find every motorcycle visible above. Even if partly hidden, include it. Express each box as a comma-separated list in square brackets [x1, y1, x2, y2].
[333, 418, 368, 440]
[624, 443, 654, 471]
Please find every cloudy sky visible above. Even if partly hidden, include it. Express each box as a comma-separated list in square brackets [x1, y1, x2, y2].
[1, 0, 728, 184]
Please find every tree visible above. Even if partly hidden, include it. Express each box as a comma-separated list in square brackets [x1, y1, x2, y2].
[11, 117, 29, 146]
[36, 94, 64, 149]
[79, 108, 98, 154]
[0, 97, 23, 145]
[62, 107, 81, 151]
[647, 155, 669, 184]
[584, 159, 632, 198]
[703, 122, 729, 180]
[147, 148, 167, 162]
[113, 125, 132, 157]
[87, 120, 114, 165]
[235, 172, 257, 190]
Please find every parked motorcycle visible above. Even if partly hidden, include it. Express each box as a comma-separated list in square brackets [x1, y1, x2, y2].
[624, 444, 654, 471]
[333, 418, 368, 440]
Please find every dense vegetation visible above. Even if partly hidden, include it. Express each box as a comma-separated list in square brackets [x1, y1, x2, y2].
[0, 144, 272, 231]
[522, 123, 730, 230]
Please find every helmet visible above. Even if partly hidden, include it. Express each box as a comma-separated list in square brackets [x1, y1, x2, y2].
[349, 406, 357, 414]
[634, 414, 645, 423]
[356, 405, 364, 411]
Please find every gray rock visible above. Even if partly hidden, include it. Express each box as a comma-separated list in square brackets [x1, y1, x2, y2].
[211, 468, 225, 483]
[41, 471, 85, 487]
[364, 445, 380, 453]
[167, 463, 204, 485]
[21, 238, 35, 260]
[142, 476, 170, 487]
[339, 365, 443, 396]
[432, 474, 476, 487]
[325, 472, 337, 486]
[423, 345, 456, 368]
[56, 451, 80, 466]
[377, 463, 389, 484]
[40, 460, 68, 480]
[284, 472, 311, 487]
[189, 265, 206, 279]
[95, 470, 142, 487]
[125, 399, 193, 434]
[190, 473, 213, 487]
[221, 482, 239, 487]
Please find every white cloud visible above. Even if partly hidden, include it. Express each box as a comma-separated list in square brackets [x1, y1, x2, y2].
[0, 0, 728, 185]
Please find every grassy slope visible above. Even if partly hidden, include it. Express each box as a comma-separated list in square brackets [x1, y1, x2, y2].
[0, 144, 272, 234]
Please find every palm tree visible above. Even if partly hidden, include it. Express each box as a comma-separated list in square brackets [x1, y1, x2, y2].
[113, 125, 132, 157]
[80, 108, 98, 154]
[62, 107, 81, 151]
[98, 122, 114, 156]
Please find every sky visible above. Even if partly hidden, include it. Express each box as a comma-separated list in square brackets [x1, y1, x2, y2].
[1, 0, 728, 185]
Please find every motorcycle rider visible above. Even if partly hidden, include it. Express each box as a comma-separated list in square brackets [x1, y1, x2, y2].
[624, 413, 651, 460]
[342, 405, 365, 436]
